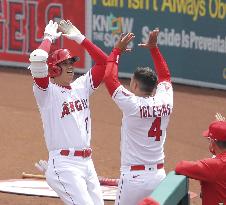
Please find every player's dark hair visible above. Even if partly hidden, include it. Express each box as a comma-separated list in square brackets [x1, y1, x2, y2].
[215, 140, 226, 149]
[133, 67, 157, 93]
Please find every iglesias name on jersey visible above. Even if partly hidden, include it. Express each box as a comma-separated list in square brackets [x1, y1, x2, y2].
[112, 81, 173, 167]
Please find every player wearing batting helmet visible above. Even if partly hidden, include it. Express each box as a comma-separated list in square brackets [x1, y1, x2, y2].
[29, 19, 108, 205]
[104, 29, 173, 205]
[47, 48, 80, 78]
[176, 120, 226, 205]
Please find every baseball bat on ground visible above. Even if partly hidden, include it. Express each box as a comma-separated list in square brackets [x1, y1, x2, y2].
[22, 172, 45, 179]
[21, 172, 119, 186]
[98, 176, 119, 186]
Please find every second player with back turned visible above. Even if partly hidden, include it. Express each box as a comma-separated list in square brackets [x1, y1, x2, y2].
[104, 29, 173, 205]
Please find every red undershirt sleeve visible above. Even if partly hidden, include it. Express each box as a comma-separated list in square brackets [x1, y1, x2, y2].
[81, 39, 108, 88]
[38, 39, 51, 53]
[33, 77, 49, 90]
[81, 38, 108, 65]
[175, 159, 217, 182]
[150, 47, 171, 83]
[33, 39, 51, 89]
[104, 48, 122, 96]
[90, 64, 106, 89]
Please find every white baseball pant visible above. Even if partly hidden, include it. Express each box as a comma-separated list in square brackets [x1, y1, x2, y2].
[45, 151, 104, 205]
[114, 165, 166, 205]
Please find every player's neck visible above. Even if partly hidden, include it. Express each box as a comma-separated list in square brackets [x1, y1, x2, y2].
[52, 78, 71, 88]
[135, 90, 152, 97]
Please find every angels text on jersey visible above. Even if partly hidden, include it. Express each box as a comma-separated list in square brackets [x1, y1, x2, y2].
[61, 98, 88, 118]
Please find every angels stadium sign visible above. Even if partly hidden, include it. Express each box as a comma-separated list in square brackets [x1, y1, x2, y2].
[0, 0, 87, 69]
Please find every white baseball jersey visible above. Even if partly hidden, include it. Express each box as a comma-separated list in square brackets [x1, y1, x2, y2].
[112, 81, 173, 167]
[33, 71, 95, 151]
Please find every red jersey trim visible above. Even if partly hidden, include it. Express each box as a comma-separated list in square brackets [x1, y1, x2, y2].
[112, 86, 122, 99]
[54, 83, 71, 90]
[89, 70, 95, 90]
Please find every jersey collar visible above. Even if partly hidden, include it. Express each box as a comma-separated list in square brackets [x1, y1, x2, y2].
[54, 83, 71, 90]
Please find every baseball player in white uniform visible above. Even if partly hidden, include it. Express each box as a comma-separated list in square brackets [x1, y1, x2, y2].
[29, 20, 107, 205]
[104, 29, 173, 205]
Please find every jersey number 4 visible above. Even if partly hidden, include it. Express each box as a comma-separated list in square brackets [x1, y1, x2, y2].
[148, 117, 162, 141]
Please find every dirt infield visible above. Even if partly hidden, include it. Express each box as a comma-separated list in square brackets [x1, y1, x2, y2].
[0, 69, 226, 205]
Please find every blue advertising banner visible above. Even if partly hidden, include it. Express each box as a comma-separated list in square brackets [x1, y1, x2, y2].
[92, 0, 226, 89]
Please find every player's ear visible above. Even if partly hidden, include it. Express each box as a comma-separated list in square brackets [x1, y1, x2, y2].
[135, 80, 139, 90]
[208, 139, 217, 155]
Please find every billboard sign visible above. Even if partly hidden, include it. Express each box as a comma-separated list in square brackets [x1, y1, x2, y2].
[92, 0, 226, 89]
[0, 0, 89, 70]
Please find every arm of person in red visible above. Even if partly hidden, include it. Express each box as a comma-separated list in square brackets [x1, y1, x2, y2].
[104, 48, 122, 96]
[175, 159, 217, 182]
[58, 19, 108, 88]
[150, 47, 171, 83]
[138, 28, 171, 84]
[29, 20, 61, 89]
[81, 38, 108, 88]
[104, 33, 135, 96]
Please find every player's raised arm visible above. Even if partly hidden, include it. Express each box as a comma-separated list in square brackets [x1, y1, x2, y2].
[104, 33, 135, 96]
[29, 20, 61, 89]
[138, 28, 171, 83]
[58, 20, 108, 88]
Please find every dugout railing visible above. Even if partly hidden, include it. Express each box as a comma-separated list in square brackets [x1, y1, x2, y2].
[150, 171, 189, 205]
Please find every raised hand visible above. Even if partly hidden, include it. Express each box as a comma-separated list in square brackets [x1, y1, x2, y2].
[44, 20, 62, 42]
[115, 33, 135, 53]
[138, 28, 159, 48]
[58, 19, 85, 44]
[215, 112, 225, 121]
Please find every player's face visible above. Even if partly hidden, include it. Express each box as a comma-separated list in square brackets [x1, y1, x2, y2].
[55, 59, 74, 86]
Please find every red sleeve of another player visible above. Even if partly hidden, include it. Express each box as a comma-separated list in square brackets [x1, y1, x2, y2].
[175, 159, 216, 182]
[150, 47, 171, 83]
[104, 48, 121, 96]
[33, 39, 51, 89]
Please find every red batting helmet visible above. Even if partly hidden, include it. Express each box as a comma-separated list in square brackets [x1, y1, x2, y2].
[47, 49, 80, 77]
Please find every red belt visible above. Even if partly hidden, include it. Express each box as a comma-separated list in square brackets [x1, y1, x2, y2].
[130, 163, 164, 171]
[60, 148, 92, 158]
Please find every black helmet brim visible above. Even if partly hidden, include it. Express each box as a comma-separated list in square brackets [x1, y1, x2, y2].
[70, 56, 80, 63]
